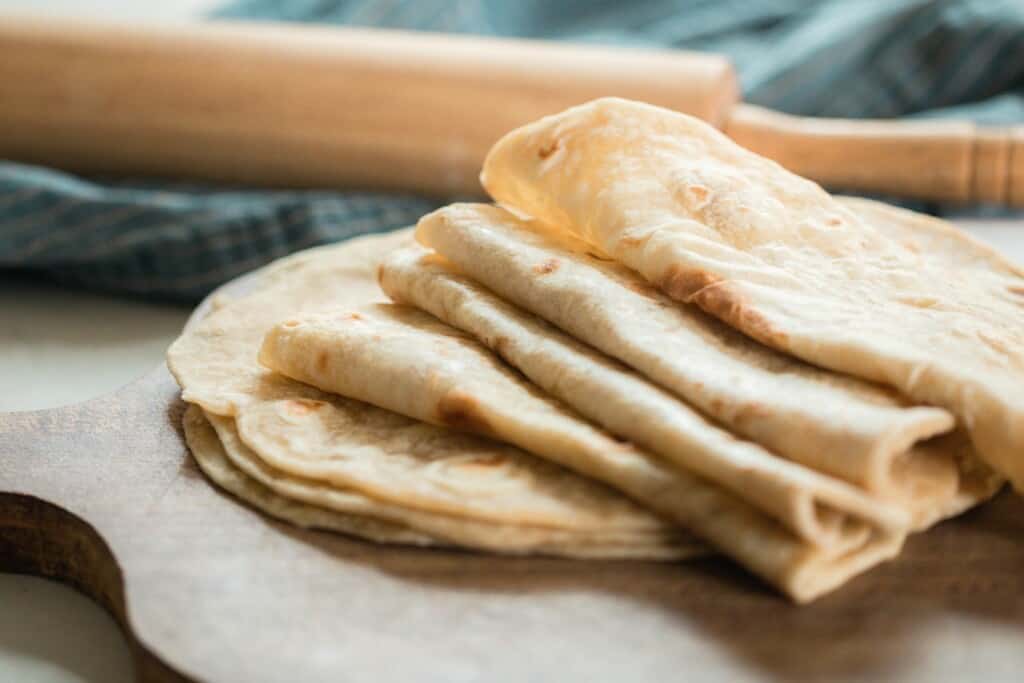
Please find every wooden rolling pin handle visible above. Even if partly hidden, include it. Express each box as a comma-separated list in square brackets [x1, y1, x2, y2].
[727, 105, 1024, 206]
[973, 129, 1024, 206]
[0, 15, 736, 197]
[1, 15, 1021, 206]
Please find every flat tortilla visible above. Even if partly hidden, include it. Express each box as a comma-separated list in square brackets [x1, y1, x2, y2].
[259, 302, 905, 602]
[233, 390, 667, 534]
[481, 97, 1024, 492]
[183, 404, 437, 547]
[204, 407, 699, 559]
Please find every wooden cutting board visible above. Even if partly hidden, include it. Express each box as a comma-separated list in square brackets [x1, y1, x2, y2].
[2, 232, 1024, 683]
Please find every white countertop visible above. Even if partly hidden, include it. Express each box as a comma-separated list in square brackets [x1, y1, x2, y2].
[0, 5, 216, 683]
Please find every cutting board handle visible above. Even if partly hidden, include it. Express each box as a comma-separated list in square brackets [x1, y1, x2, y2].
[727, 105, 1024, 206]
[0, 367, 202, 682]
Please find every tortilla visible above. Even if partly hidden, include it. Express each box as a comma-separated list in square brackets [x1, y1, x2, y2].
[168, 231, 408, 418]
[379, 243, 916, 544]
[234, 392, 668, 534]
[188, 375, 699, 559]
[169, 231, 695, 555]
[183, 404, 437, 547]
[481, 97, 1024, 492]
[260, 302, 905, 602]
[203, 407, 699, 559]
[415, 203, 998, 521]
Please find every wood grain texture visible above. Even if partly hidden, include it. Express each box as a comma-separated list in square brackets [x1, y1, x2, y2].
[1, 15, 1022, 205]
[2, 234, 1024, 682]
[0, 15, 733, 198]
[726, 105, 1024, 205]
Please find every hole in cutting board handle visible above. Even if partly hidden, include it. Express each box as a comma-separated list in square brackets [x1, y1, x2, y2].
[0, 492, 193, 682]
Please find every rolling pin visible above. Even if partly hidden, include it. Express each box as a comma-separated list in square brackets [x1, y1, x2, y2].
[1, 15, 1021, 205]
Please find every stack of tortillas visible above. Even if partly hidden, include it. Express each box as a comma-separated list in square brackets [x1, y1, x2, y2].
[168, 98, 1024, 603]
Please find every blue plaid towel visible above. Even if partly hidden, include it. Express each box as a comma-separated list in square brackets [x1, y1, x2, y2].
[2, 0, 1022, 301]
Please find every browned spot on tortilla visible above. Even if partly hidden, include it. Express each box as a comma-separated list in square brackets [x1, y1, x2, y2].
[1009, 285, 1024, 297]
[658, 264, 720, 303]
[538, 139, 560, 159]
[533, 258, 560, 275]
[734, 402, 771, 426]
[624, 278, 658, 297]
[699, 285, 788, 348]
[436, 390, 493, 436]
[709, 398, 724, 414]
[658, 264, 788, 347]
[826, 217, 842, 227]
[339, 312, 364, 321]
[456, 455, 508, 471]
[315, 351, 329, 373]
[492, 335, 511, 358]
[282, 319, 301, 328]
[286, 399, 323, 415]
[688, 185, 710, 203]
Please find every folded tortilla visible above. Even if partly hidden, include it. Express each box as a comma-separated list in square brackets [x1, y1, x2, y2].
[170, 231, 699, 558]
[481, 97, 1024, 492]
[379, 243, 915, 545]
[415, 203, 999, 523]
[260, 303, 905, 602]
